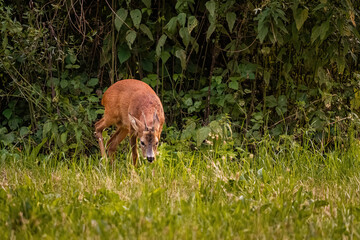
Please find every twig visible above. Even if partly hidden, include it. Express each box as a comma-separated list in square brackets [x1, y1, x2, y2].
[215, 38, 257, 53]
[104, 0, 134, 31]
[327, 116, 351, 126]
[269, 113, 296, 128]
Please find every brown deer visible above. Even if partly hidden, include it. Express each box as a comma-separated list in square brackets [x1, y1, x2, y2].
[95, 79, 165, 165]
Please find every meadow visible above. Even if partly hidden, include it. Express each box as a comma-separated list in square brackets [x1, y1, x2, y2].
[1, 136, 360, 239]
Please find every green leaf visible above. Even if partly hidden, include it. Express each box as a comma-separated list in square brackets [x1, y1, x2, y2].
[196, 127, 211, 146]
[209, 120, 221, 134]
[140, 24, 154, 41]
[156, 34, 167, 58]
[225, 94, 235, 104]
[350, 25, 360, 40]
[141, 59, 153, 72]
[293, 8, 308, 30]
[143, 74, 158, 87]
[319, 20, 329, 40]
[184, 97, 193, 106]
[88, 109, 98, 122]
[278, 95, 287, 107]
[69, 54, 76, 64]
[118, 45, 131, 64]
[142, 0, 151, 8]
[126, 30, 137, 49]
[61, 132, 68, 144]
[188, 106, 197, 113]
[205, 0, 216, 18]
[88, 78, 99, 87]
[179, 27, 190, 47]
[257, 23, 269, 43]
[253, 112, 263, 121]
[164, 17, 178, 34]
[311, 116, 325, 131]
[194, 101, 202, 108]
[115, 8, 128, 32]
[226, 12, 236, 33]
[95, 109, 104, 115]
[177, 13, 186, 27]
[317, 67, 328, 86]
[214, 75, 222, 85]
[187, 16, 198, 34]
[206, 23, 216, 41]
[271, 124, 283, 136]
[8, 117, 21, 130]
[337, 55, 345, 74]
[1, 132, 15, 146]
[60, 79, 68, 88]
[264, 70, 270, 86]
[47, 77, 59, 87]
[265, 95, 277, 108]
[30, 137, 47, 159]
[2, 35, 8, 49]
[181, 122, 196, 140]
[43, 121, 52, 137]
[311, 20, 329, 43]
[65, 64, 80, 69]
[239, 63, 257, 80]
[130, 9, 142, 29]
[248, 73, 256, 80]
[229, 80, 238, 90]
[175, 49, 187, 70]
[0, 127, 7, 135]
[276, 95, 287, 116]
[88, 96, 99, 102]
[2, 109, 12, 120]
[160, 51, 171, 63]
[311, 25, 321, 43]
[229, 76, 241, 82]
[20, 127, 29, 137]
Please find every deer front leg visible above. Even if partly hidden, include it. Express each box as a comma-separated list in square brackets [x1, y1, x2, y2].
[95, 118, 107, 159]
[130, 135, 138, 166]
[107, 127, 128, 165]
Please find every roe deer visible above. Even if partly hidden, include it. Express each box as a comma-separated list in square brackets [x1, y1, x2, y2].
[95, 79, 165, 165]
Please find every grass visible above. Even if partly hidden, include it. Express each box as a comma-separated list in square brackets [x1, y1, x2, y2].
[1, 137, 360, 239]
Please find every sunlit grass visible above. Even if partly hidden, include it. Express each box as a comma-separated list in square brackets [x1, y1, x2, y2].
[1, 139, 360, 239]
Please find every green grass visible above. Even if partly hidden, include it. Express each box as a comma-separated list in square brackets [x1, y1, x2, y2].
[1, 139, 360, 239]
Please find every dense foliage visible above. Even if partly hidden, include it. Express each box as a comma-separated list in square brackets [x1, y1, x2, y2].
[1, 0, 360, 154]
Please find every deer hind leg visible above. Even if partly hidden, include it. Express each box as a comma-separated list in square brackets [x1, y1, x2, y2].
[107, 127, 128, 165]
[94, 118, 110, 159]
[130, 134, 138, 166]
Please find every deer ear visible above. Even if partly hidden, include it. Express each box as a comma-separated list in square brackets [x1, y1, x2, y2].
[152, 111, 160, 131]
[128, 114, 144, 132]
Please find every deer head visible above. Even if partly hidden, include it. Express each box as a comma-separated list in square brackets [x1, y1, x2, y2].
[128, 112, 161, 162]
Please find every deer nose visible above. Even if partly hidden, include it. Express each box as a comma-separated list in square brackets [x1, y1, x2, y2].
[147, 156, 155, 163]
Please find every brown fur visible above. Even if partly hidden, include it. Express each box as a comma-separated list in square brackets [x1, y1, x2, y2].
[95, 79, 165, 165]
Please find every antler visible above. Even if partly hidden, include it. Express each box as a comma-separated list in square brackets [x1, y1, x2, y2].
[152, 110, 159, 131]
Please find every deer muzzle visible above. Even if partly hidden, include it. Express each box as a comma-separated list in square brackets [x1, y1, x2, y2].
[146, 147, 155, 163]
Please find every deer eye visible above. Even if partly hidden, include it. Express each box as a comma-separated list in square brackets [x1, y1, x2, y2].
[140, 141, 145, 146]
[155, 142, 159, 146]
